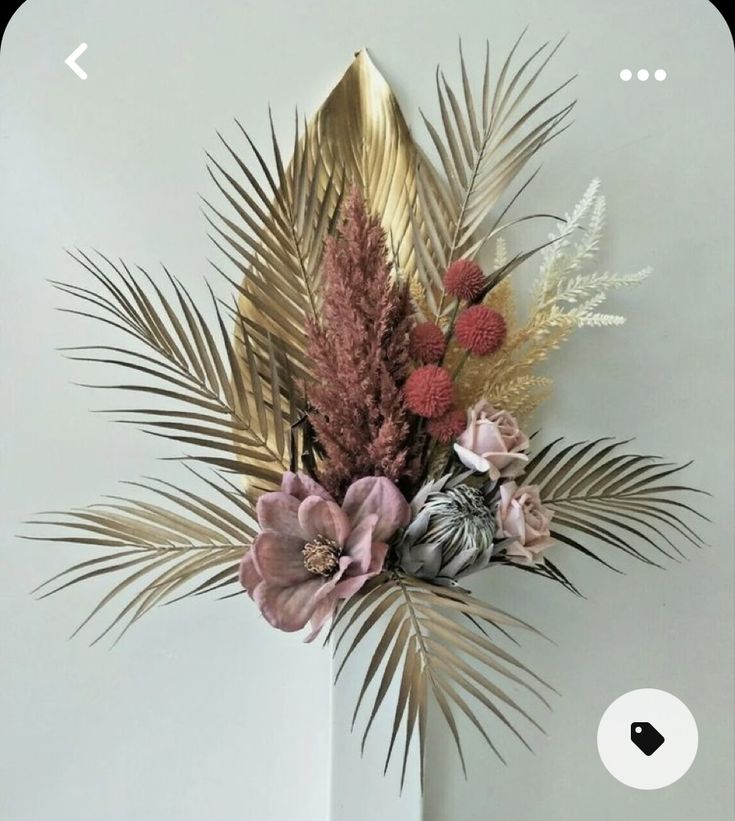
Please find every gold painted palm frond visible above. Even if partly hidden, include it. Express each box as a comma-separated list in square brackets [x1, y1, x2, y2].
[327, 573, 552, 788]
[527, 438, 708, 571]
[27, 472, 252, 643]
[310, 49, 427, 282]
[205, 51, 435, 473]
[412, 35, 575, 319]
[204, 114, 342, 382]
[57, 251, 296, 492]
[207, 49, 430, 377]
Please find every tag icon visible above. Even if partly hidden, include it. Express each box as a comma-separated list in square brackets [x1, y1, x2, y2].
[598, 690, 697, 789]
[631, 721, 665, 756]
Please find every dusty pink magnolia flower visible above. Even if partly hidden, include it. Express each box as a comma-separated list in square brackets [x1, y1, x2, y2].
[239, 472, 410, 640]
[454, 400, 529, 480]
[495, 482, 554, 566]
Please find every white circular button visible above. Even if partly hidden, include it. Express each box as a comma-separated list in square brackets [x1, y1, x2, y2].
[597, 689, 698, 790]
[637, 69, 650, 81]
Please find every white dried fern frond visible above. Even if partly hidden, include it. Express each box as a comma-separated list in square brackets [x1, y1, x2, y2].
[473, 180, 651, 418]
[493, 236, 508, 270]
[536, 177, 601, 290]
[533, 181, 650, 328]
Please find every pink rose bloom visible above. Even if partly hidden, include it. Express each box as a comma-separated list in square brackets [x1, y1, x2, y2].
[453, 400, 529, 480]
[495, 482, 554, 566]
[239, 472, 410, 640]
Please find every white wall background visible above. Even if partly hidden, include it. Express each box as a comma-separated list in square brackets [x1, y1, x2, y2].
[1, 1, 732, 820]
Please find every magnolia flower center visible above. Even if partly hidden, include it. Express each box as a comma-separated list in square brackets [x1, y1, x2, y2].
[303, 535, 341, 576]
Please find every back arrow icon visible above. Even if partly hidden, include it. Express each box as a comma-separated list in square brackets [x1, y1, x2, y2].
[65, 43, 88, 80]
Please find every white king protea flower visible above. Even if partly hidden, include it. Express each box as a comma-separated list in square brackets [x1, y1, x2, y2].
[398, 474, 498, 584]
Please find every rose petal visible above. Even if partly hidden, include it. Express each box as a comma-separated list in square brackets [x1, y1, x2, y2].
[297, 497, 351, 544]
[506, 499, 527, 543]
[453, 443, 491, 473]
[281, 472, 333, 502]
[239, 550, 262, 598]
[342, 476, 410, 541]
[254, 577, 323, 632]
[494, 451, 529, 476]
[252, 531, 312, 586]
[499, 481, 517, 507]
[474, 420, 505, 456]
[256, 492, 304, 537]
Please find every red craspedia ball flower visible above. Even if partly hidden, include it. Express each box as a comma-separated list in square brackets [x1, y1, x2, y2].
[409, 321, 446, 363]
[443, 259, 486, 302]
[404, 365, 454, 419]
[427, 408, 467, 444]
[455, 305, 507, 356]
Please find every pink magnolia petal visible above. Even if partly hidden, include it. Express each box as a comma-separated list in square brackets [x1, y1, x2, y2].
[238, 550, 262, 598]
[254, 577, 323, 632]
[314, 554, 353, 601]
[281, 471, 333, 502]
[341, 476, 410, 541]
[364, 540, 388, 576]
[298, 497, 351, 544]
[332, 542, 387, 600]
[331, 573, 371, 601]
[256, 492, 304, 537]
[252, 531, 311, 586]
[343, 515, 378, 574]
[303, 595, 339, 643]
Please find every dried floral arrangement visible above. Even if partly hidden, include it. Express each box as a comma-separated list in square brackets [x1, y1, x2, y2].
[30, 35, 705, 787]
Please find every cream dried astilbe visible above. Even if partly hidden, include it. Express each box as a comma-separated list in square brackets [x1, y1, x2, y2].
[473, 180, 650, 419]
